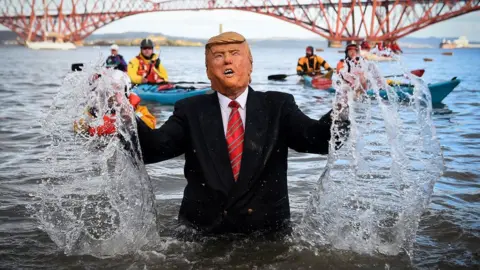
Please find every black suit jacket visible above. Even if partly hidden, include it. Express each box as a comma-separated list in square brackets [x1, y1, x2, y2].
[137, 87, 341, 234]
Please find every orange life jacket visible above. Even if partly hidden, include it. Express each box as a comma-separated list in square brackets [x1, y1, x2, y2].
[136, 56, 161, 83]
[129, 92, 141, 108]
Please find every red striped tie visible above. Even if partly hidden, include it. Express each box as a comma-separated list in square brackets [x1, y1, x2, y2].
[226, 100, 244, 181]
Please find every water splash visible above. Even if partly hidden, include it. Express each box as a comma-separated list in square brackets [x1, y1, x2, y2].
[298, 58, 444, 256]
[33, 64, 159, 258]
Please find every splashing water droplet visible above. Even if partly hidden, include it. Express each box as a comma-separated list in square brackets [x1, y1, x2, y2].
[33, 64, 160, 258]
[298, 59, 443, 257]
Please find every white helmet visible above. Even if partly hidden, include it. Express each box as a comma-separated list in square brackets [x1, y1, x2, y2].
[110, 44, 119, 51]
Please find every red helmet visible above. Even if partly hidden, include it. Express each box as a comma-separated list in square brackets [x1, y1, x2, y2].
[306, 46, 314, 54]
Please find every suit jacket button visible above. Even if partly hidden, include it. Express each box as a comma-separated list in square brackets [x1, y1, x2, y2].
[247, 208, 253, 215]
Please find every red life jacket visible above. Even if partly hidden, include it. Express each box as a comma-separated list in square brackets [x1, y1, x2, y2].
[136, 56, 162, 83]
[88, 115, 116, 136]
[87, 94, 141, 136]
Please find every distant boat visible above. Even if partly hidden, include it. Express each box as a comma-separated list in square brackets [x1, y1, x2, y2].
[25, 41, 76, 50]
[439, 39, 456, 49]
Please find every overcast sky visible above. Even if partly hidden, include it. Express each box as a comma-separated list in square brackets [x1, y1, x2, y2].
[2, 10, 479, 40]
[93, 10, 480, 40]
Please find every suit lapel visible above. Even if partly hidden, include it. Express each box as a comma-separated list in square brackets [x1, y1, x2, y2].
[199, 92, 235, 193]
[227, 87, 268, 208]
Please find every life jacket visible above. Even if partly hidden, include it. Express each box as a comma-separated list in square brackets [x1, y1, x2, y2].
[297, 55, 329, 74]
[337, 57, 360, 73]
[106, 55, 120, 66]
[88, 115, 116, 136]
[136, 55, 161, 83]
[106, 55, 126, 72]
[129, 92, 141, 108]
[336, 57, 363, 88]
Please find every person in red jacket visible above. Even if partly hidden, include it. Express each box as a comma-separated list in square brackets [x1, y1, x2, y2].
[391, 41, 403, 54]
[360, 40, 371, 51]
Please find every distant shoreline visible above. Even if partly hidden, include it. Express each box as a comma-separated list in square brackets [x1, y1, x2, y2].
[83, 35, 203, 47]
[0, 30, 479, 48]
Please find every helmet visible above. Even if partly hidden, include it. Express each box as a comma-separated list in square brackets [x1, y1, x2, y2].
[110, 44, 119, 51]
[306, 46, 314, 53]
[345, 43, 359, 52]
[140, 38, 154, 48]
[345, 43, 359, 59]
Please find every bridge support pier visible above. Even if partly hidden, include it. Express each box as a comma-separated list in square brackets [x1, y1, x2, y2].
[328, 40, 343, 48]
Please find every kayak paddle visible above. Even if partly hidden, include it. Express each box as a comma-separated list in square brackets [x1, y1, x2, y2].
[267, 74, 297, 81]
[384, 69, 425, 78]
[410, 69, 425, 77]
[71, 63, 84, 71]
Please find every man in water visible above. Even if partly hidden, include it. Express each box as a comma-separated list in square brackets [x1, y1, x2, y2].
[127, 39, 168, 84]
[106, 44, 127, 72]
[135, 31, 349, 235]
[296, 46, 333, 77]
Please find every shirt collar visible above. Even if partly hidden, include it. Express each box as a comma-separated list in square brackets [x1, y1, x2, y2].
[217, 87, 249, 110]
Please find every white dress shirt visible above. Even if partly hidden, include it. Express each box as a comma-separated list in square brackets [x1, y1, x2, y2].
[217, 88, 249, 135]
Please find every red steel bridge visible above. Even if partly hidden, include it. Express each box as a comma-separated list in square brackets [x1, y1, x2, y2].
[0, 0, 479, 44]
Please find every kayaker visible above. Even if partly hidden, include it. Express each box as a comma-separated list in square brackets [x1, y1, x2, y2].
[74, 70, 156, 136]
[105, 44, 127, 72]
[134, 31, 350, 235]
[296, 46, 333, 77]
[127, 38, 169, 85]
[370, 42, 392, 57]
[360, 40, 371, 51]
[336, 43, 367, 92]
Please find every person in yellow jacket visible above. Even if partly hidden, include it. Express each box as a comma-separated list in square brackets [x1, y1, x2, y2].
[127, 38, 168, 84]
[296, 46, 333, 76]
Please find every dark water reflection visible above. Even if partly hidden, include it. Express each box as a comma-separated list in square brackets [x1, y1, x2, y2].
[0, 45, 478, 269]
